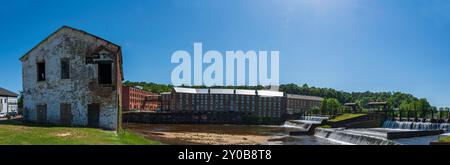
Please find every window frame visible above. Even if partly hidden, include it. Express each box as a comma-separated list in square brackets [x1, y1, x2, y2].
[60, 58, 70, 80]
[37, 61, 46, 82]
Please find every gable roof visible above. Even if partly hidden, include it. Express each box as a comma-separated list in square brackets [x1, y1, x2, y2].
[19, 26, 120, 61]
[19, 26, 124, 80]
[0, 87, 18, 97]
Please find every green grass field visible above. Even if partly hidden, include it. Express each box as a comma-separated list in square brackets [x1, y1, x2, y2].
[0, 120, 163, 145]
[328, 114, 366, 122]
[439, 136, 450, 142]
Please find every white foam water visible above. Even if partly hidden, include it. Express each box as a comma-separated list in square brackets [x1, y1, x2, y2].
[314, 128, 397, 145]
[283, 121, 313, 130]
[382, 120, 450, 132]
[283, 116, 328, 130]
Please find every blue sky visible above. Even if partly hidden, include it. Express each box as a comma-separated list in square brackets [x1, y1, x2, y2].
[1, 0, 450, 107]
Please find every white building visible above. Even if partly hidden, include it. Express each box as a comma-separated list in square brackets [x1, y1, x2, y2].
[0, 87, 19, 114]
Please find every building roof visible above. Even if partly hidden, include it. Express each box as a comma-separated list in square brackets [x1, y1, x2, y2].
[173, 87, 197, 94]
[210, 89, 234, 94]
[19, 26, 124, 80]
[286, 94, 324, 101]
[235, 89, 256, 96]
[344, 103, 357, 106]
[124, 86, 157, 95]
[172, 87, 284, 97]
[257, 90, 284, 97]
[0, 87, 18, 97]
[196, 88, 209, 94]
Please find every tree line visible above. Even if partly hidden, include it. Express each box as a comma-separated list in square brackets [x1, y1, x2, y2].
[279, 83, 450, 112]
[123, 81, 267, 93]
[123, 81, 174, 94]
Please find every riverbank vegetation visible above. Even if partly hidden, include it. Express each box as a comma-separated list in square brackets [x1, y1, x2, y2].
[439, 136, 450, 142]
[123, 81, 173, 93]
[0, 120, 163, 145]
[280, 83, 450, 119]
[279, 83, 438, 110]
[328, 114, 366, 122]
[318, 125, 332, 128]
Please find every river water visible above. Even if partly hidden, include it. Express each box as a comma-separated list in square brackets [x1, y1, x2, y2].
[124, 123, 338, 145]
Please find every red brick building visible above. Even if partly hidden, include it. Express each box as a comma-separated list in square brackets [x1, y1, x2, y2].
[122, 86, 159, 111]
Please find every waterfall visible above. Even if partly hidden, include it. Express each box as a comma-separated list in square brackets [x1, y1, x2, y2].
[314, 128, 397, 145]
[283, 121, 313, 130]
[283, 116, 329, 130]
[382, 120, 450, 132]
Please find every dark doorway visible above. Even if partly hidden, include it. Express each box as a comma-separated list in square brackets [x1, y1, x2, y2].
[36, 104, 47, 123]
[88, 104, 100, 128]
[98, 63, 112, 85]
[60, 103, 72, 125]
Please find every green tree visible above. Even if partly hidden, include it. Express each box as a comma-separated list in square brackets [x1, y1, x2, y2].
[123, 81, 173, 93]
[327, 98, 341, 115]
[320, 99, 328, 115]
[319, 98, 341, 116]
[417, 98, 431, 118]
[18, 91, 24, 115]
[279, 83, 432, 112]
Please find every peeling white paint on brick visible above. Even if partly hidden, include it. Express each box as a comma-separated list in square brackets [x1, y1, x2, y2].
[21, 26, 123, 130]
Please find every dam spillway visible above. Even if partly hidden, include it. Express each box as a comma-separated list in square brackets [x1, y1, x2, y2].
[313, 120, 448, 145]
[382, 120, 450, 132]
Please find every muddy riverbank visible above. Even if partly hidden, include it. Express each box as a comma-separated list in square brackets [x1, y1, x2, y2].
[124, 123, 337, 145]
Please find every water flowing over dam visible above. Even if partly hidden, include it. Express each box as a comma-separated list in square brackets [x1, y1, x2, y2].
[312, 120, 448, 145]
[283, 121, 313, 130]
[382, 120, 450, 132]
[283, 116, 328, 130]
[314, 128, 397, 145]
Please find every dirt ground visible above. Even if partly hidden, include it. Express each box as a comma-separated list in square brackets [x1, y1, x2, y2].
[123, 123, 288, 145]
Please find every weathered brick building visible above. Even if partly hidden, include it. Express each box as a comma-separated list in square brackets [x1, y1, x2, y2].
[20, 26, 123, 130]
[160, 92, 172, 112]
[122, 86, 159, 111]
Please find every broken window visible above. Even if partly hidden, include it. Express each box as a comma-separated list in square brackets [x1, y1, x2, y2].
[61, 59, 70, 79]
[37, 62, 45, 81]
[98, 62, 112, 85]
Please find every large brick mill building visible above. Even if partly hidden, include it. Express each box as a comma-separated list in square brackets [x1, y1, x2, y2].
[160, 87, 323, 119]
[286, 94, 323, 115]
[20, 26, 123, 130]
[122, 86, 159, 111]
